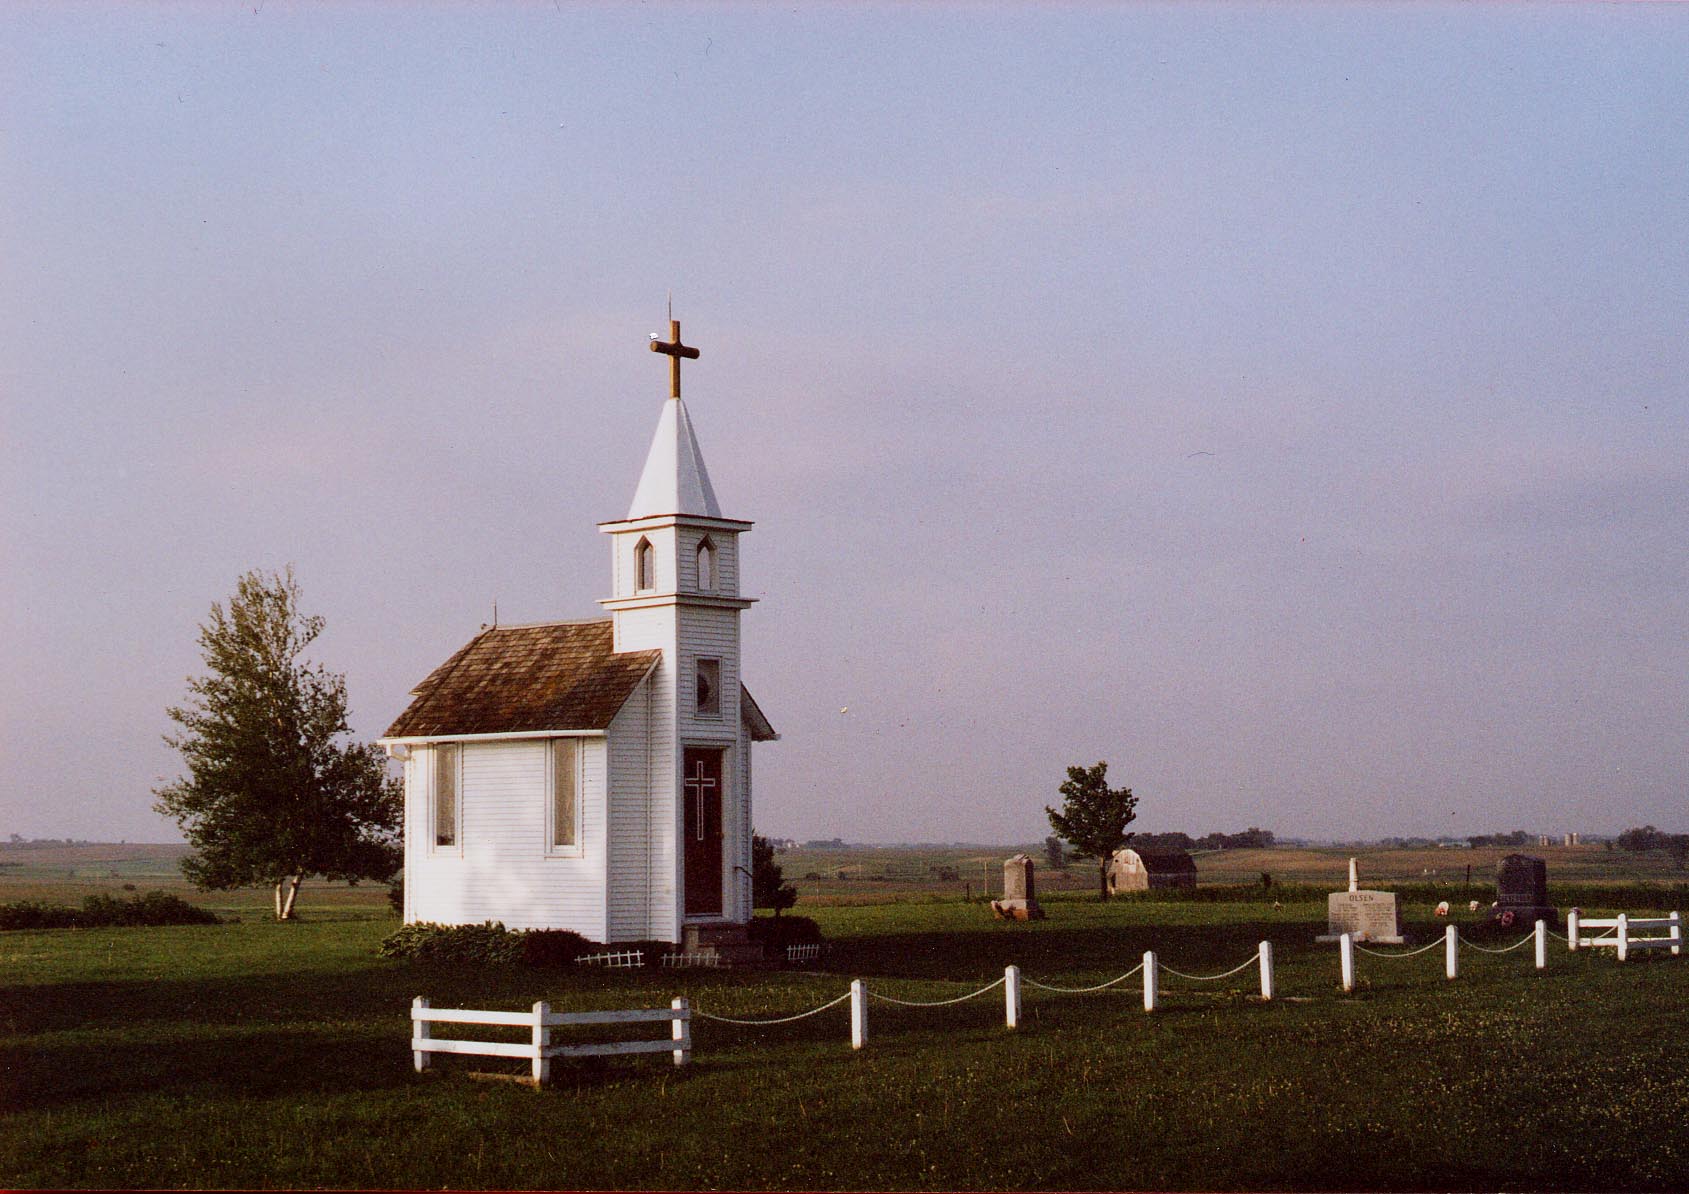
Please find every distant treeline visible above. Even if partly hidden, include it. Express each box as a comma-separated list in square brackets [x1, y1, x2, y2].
[3, 835, 105, 849]
[1133, 828, 1277, 851]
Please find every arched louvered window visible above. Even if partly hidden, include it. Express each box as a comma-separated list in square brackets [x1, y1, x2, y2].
[696, 536, 717, 591]
[635, 537, 654, 592]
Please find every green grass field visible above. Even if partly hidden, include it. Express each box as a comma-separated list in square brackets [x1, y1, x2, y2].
[5, 847, 1689, 1192]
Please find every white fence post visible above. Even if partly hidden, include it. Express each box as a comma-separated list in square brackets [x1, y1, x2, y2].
[1671, 911, 1682, 957]
[1340, 932, 1355, 993]
[1258, 940, 1274, 1001]
[1535, 920, 1547, 971]
[412, 996, 432, 1072]
[1617, 913, 1629, 963]
[671, 996, 690, 1066]
[1567, 909, 1580, 951]
[850, 979, 867, 1050]
[1445, 925, 1458, 980]
[1004, 965, 1021, 1029]
[1143, 950, 1158, 1012]
[532, 1001, 551, 1087]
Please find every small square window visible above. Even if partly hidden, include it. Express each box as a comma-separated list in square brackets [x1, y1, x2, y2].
[695, 658, 721, 718]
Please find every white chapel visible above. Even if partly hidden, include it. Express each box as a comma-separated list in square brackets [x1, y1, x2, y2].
[380, 321, 776, 945]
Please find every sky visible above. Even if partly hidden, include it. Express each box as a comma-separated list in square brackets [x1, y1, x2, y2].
[3, 3, 1686, 846]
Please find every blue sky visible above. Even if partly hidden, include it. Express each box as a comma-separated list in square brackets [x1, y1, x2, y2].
[3, 3, 1685, 843]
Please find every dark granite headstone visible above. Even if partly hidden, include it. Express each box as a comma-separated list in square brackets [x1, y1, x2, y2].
[1494, 853, 1557, 927]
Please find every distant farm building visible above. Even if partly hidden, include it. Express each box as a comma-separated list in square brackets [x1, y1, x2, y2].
[1107, 847, 1197, 894]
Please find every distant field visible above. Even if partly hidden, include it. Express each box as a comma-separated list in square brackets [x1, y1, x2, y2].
[774, 841, 1688, 905]
[3, 841, 1682, 919]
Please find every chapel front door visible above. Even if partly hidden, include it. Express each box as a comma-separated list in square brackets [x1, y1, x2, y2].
[682, 748, 724, 918]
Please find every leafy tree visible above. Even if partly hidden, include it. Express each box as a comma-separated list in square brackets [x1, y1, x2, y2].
[751, 831, 797, 916]
[154, 568, 401, 920]
[1042, 835, 1067, 871]
[1617, 825, 1663, 853]
[1045, 761, 1139, 901]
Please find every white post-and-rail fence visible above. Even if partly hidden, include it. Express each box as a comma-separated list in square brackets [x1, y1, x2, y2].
[1567, 910, 1682, 962]
[412, 996, 690, 1086]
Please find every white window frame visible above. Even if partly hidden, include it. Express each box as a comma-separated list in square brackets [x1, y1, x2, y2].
[429, 743, 462, 856]
[545, 738, 585, 857]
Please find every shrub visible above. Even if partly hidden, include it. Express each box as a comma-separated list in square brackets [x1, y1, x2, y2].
[386, 877, 403, 917]
[0, 900, 82, 930]
[378, 921, 526, 964]
[747, 914, 823, 949]
[0, 893, 220, 930]
[521, 929, 593, 967]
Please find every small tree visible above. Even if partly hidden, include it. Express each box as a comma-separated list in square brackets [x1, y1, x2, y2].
[1043, 835, 1067, 871]
[751, 832, 797, 916]
[1046, 761, 1139, 901]
[154, 568, 401, 920]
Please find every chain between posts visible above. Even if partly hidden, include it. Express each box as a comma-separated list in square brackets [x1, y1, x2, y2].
[1354, 938, 1445, 958]
[692, 991, 852, 1026]
[866, 977, 1006, 1007]
[1023, 964, 1145, 994]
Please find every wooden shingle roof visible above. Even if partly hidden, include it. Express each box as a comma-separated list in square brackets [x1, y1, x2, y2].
[383, 620, 659, 739]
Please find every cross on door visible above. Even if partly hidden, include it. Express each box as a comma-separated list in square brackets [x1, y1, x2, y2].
[685, 758, 717, 841]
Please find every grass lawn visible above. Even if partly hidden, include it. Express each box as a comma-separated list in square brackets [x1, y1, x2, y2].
[4, 889, 1689, 1191]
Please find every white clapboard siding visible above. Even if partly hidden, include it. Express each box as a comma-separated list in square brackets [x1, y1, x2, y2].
[609, 608, 679, 942]
[607, 675, 655, 942]
[678, 526, 740, 596]
[407, 740, 609, 937]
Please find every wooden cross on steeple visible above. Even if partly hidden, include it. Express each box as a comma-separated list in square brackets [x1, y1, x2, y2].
[649, 319, 699, 399]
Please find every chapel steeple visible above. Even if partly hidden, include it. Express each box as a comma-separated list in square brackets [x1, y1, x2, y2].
[600, 317, 754, 615]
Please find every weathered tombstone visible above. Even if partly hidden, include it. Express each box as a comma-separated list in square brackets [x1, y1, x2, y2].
[1107, 847, 1198, 893]
[1317, 858, 1405, 943]
[1494, 853, 1557, 927]
[1319, 890, 1406, 943]
[990, 854, 1045, 921]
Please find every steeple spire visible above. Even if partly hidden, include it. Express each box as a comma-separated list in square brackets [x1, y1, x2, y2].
[628, 320, 721, 519]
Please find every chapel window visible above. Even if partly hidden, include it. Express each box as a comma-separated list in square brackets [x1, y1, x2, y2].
[696, 536, 717, 591]
[695, 658, 721, 718]
[635, 537, 654, 592]
[433, 743, 459, 849]
[549, 738, 578, 851]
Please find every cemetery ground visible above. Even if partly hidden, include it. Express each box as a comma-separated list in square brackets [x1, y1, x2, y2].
[4, 848, 1689, 1190]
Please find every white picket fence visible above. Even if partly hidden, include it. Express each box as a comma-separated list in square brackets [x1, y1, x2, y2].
[1567, 910, 1682, 962]
[411, 996, 690, 1085]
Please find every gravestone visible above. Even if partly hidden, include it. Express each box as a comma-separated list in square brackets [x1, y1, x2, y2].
[1316, 857, 1405, 943]
[991, 854, 1045, 921]
[1319, 890, 1406, 944]
[1493, 853, 1557, 927]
